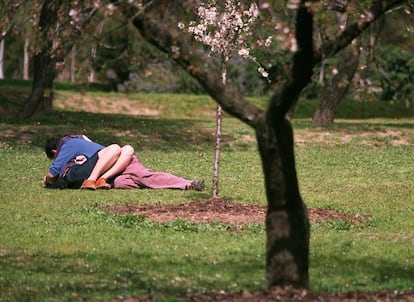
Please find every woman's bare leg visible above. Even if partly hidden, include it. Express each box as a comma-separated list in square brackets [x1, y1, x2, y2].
[100, 145, 134, 180]
[81, 144, 121, 189]
[81, 144, 134, 190]
[87, 144, 122, 181]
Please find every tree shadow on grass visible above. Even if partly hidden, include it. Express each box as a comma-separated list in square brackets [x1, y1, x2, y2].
[2, 247, 413, 301]
[0, 110, 222, 152]
[311, 254, 414, 291]
[0, 248, 264, 300]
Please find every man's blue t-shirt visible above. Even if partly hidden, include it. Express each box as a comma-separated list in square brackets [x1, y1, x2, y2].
[48, 138, 105, 177]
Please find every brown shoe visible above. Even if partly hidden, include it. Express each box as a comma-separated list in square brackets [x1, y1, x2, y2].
[95, 178, 111, 190]
[81, 179, 96, 190]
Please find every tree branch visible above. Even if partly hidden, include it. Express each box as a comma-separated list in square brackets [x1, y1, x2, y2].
[314, 0, 408, 64]
[130, 0, 264, 129]
[267, 0, 314, 121]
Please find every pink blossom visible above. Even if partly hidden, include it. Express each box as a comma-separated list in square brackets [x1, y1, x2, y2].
[182, 0, 271, 79]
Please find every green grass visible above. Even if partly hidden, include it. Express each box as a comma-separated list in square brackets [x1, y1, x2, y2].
[1, 79, 414, 300]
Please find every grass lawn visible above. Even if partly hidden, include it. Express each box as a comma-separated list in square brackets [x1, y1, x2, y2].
[0, 79, 413, 301]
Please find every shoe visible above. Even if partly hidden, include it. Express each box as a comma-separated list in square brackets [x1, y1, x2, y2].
[81, 179, 96, 190]
[95, 178, 111, 190]
[187, 179, 205, 191]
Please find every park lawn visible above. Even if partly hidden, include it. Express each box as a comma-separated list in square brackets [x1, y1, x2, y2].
[0, 81, 414, 301]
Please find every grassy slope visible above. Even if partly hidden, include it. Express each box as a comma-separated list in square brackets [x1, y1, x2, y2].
[0, 80, 413, 301]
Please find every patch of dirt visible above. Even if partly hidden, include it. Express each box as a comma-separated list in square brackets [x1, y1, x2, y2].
[105, 199, 363, 227]
[294, 128, 411, 146]
[55, 94, 161, 116]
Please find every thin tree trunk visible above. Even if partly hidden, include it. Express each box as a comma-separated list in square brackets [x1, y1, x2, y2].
[88, 43, 97, 83]
[88, 21, 104, 83]
[316, 27, 325, 84]
[212, 104, 222, 198]
[23, 31, 30, 80]
[212, 59, 226, 198]
[0, 39, 4, 79]
[70, 45, 76, 83]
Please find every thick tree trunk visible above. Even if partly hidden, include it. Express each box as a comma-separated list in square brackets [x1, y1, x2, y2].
[256, 117, 310, 288]
[18, 48, 57, 118]
[312, 46, 359, 126]
[17, 0, 63, 119]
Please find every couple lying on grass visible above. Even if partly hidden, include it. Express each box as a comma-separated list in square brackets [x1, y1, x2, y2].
[43, 134, 205, 191]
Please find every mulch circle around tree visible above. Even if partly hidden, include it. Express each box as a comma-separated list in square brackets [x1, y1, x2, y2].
[105, 198, 363, 227]
[105, 199, 414, 302]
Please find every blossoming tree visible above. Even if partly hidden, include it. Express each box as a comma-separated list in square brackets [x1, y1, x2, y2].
[179, 0, 267, 198]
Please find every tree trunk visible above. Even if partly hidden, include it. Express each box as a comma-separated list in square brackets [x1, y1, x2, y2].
[18, 42, 57, 118]
[212, 104, 222, 198]
[88, 21, 104, 83]
[212, 60, 226, 198]
[312, 45, 359, 126]
[256, 117, 310, 288]
[70, 45, 76, 83]
[17, 0, 64, 119]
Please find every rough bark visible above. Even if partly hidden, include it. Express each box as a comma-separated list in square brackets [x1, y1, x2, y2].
[312, 45, 360, 126]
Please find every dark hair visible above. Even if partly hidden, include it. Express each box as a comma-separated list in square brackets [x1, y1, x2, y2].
[45, 137, 61, 159]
